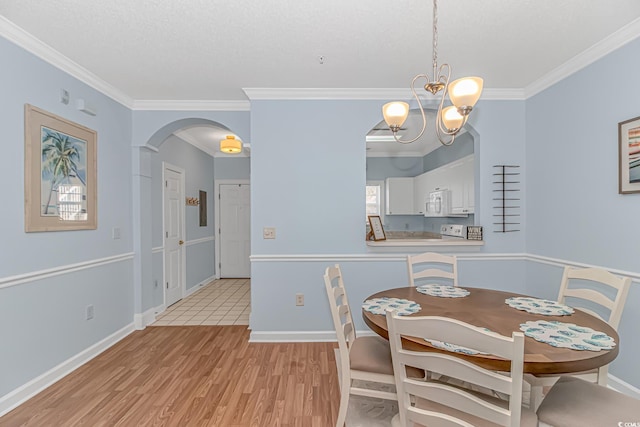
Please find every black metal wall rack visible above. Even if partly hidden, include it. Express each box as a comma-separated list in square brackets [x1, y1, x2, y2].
[493, 165, 521, 233]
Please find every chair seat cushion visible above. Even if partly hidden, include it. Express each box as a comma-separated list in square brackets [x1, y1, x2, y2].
[414, 390, 537, 427]
[537, 376, 640, 427]
[350, 335, 395, 375]
[350, 336, 423, 378]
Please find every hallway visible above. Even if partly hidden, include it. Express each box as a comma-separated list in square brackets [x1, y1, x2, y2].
[151, 278, 250, 326]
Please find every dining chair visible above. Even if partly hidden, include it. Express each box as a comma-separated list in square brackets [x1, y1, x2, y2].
[323, 264, 398, 427]
[537, 376, 640, 427]
[406, 252, 458, 287]
[526, 266, 632, 410]
[386, 311, 537, 427]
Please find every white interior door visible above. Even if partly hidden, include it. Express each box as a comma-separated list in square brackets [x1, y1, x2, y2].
[164, 166, 185, 306]
[219, 184, 250, 278]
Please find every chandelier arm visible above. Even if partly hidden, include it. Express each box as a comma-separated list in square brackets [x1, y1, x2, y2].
[392, 74, 429, 144]
[434, 63, 456, 145]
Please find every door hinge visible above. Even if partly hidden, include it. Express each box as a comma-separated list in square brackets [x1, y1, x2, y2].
[166, 282, 169, 289]
[165, 231, 168, 238]
[218, 193, 221, 200]
[165, 180, 168, 187]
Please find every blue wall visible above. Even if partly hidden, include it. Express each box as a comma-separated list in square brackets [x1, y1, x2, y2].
[249, 97, 526, 336]
[525, 37, 640, 386]
[0, 36, 134, 398]
[152, 135, 215, 300]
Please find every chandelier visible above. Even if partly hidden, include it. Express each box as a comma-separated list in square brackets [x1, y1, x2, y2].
[382, 0, 483, 146]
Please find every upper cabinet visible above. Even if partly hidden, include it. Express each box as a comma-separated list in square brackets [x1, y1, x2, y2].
[413, 173, 429, 214]
[408, 154, 475, 216]
[448, 155, 474, 214]
[385, 177, 415, 215]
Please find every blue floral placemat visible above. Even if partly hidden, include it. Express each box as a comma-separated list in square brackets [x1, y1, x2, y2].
[416, 284, 470, 298]
[425, 327, 493, 355]
[519, 320, 616, 351]
[506, 297, 574, 316]
[362, 297, 421, 316]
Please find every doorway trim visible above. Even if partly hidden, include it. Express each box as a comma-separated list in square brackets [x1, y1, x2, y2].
[214, 179, 250, 279]
[162, 162, 187, 306]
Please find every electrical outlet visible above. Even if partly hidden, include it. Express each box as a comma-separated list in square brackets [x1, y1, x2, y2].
[112, 227, 121, 239]
[86, 305, 94, 320]
[295, 293, 304, 306]
[263, 227, 276, 239]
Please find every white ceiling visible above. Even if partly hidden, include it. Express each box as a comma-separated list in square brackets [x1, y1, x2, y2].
[2, 0, 640, 156]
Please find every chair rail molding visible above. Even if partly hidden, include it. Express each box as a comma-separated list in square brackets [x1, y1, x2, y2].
[0, 252, 135, 290]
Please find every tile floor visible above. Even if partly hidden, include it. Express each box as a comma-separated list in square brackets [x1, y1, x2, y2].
[151, 278, 250, 326]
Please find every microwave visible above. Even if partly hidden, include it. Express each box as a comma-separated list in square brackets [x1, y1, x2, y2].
[425, 190, 451, 217]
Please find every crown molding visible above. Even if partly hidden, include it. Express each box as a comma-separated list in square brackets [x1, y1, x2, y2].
[243, 88, 412, 100]
[481, 88, 526, 100]
[525, 16, 640, 98]
[0, 16, 134, 108]
[131, 99, 251, 111]
[243, 87, 526, 101]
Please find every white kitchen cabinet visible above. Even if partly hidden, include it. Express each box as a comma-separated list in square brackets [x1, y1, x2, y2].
[450, 155, 474, 214]
[448, 160, 466, 214]
[426, 166, 448, 192]
[385, 177, 414, 215]
[413, 172, 429, 214]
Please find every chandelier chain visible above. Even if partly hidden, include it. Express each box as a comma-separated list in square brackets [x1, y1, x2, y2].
[432, 0, 439, 75]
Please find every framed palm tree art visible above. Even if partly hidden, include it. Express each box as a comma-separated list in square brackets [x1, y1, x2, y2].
[24, 104, 97, 231]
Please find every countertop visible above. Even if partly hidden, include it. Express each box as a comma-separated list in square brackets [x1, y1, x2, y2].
[366, 231, 483, 248]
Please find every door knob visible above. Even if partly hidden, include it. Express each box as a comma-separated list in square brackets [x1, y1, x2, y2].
[179, 240, 184, 245]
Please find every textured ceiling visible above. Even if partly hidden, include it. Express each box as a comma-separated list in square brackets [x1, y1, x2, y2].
[2, 0, 640, 102]
[2, 1, 640, 157]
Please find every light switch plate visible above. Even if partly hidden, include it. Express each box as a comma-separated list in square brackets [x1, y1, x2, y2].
[263, 227, 276, 239]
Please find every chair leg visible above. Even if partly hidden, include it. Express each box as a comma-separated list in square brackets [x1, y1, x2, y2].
[336, 381, 350, 427]
[597, 365, 608, 386]
[530, 384, 545, 411]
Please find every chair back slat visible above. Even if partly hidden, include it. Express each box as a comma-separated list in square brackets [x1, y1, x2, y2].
[324, 264, 356, 358]
[399, 351, 513, 395]
[557, 266, 632, 329]
[407, 252, 458, 287]
[386, 311, 524, 427]
[404, 380, 511, 427]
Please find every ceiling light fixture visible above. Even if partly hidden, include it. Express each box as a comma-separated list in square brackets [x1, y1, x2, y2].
[382, 0, 483, 146]
[220, 135, 242, 154]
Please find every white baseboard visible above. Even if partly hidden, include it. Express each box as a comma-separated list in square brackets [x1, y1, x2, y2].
[134, 306, 158, 330]
[609, 374, 640, 398]
[185, 275, 215, 298]
[250, 330, 337, 342]
[0, 323, 135, 417]
[248, 329, 376, 342]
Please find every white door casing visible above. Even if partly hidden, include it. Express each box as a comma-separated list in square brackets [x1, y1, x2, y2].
[163, 164, 186, 307]
[218, 182, 250, 278]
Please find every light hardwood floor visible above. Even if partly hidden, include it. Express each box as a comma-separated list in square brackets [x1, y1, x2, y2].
[1, 326, 340, 426]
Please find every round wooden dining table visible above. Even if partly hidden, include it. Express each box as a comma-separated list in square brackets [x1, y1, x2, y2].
[362, 286, 619, 375]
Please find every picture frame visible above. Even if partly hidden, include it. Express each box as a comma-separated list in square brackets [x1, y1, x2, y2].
[199, 190, 207, 226]
[24, 104, 97, 232]
[618, 115, 640, 194]
[367, 215, 386, 241]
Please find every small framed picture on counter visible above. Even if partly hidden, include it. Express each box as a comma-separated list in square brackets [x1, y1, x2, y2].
[467, 226, 483, 240]
[368, 215, 386, 241]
